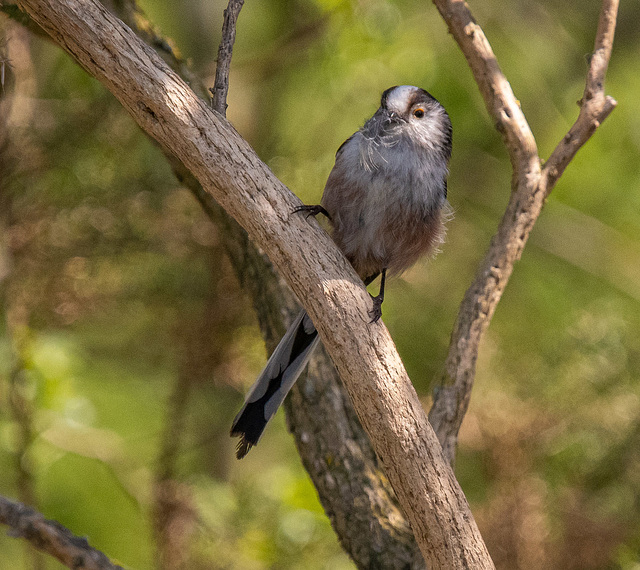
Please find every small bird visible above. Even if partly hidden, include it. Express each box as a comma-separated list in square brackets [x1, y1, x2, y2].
[231, 85, 452, 458]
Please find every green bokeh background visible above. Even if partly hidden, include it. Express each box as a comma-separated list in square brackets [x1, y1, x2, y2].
[1, 0, 639, 568]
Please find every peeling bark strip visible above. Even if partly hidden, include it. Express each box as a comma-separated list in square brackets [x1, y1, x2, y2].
[16, 0, 493, 566]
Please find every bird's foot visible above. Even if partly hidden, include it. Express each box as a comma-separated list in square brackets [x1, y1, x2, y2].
[293, 204, 332, 220]
[369, 294, 383, 323]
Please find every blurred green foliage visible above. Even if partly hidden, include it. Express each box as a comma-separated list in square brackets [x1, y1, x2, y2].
[1, 0, 639, 568]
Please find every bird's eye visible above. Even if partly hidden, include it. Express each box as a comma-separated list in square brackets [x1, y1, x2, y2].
[413, 108, 425, 119]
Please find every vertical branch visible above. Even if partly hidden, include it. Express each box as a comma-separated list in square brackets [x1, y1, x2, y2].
[153, 4, 244, 564]
[210, 0, 244, 116]
[153, 240, 245, 568]
[5, 286, 46, 570]
[6, 317, 36, 507]
[432, 0, 538, 168]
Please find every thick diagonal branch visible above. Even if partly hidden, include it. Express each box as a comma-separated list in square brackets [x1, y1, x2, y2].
[3, 1, 429, 564]
[15, 0, 493, 566]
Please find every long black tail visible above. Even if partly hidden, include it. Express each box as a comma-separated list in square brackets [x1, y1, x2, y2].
[230, 310, 320, 459]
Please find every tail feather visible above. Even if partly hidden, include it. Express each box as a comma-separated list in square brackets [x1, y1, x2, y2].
[231, 310, 320, 458]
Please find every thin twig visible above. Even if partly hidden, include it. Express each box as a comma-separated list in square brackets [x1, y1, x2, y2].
[429, 0, 618, 464]
[0, 495, 124, 570]
[543, 0, 618, 189]
[210, 0, 244, 116]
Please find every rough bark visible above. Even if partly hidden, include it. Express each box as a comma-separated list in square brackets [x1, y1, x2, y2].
[14, 0, 493, 567]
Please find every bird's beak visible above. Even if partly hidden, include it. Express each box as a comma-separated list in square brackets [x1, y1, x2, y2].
[383, 108, 405, 124]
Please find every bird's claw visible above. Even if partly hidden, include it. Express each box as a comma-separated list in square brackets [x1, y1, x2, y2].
[369, 295, 383, 323]
[293, 204, 332, 220]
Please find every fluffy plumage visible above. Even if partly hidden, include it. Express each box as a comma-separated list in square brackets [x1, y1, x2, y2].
[231, 86, 452, 458]
[323, 85, 452, 278]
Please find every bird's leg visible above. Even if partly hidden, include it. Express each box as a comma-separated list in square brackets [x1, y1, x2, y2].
[367, 268, 387, 323]
[293, 204, 332, 221]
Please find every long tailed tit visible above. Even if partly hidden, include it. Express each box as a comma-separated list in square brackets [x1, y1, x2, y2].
[231, 85, 452, 458]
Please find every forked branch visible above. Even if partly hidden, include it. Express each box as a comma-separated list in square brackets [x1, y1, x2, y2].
[2, 1, 428, 564]
[429, 0, 618, 464]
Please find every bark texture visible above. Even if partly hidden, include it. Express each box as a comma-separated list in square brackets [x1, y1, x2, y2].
[14, 0, 494, 566]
